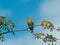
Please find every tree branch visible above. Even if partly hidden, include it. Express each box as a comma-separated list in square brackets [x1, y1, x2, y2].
[1, 24, 41, 35]
[1, 28, 29, 35]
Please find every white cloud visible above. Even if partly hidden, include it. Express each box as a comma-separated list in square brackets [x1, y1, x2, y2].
[38, 0, 60, 27]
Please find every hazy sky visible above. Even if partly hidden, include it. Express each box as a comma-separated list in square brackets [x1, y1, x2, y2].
[0, 0, 60, 45]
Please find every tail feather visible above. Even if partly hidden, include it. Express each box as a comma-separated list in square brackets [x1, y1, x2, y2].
[29, 27, 33, 33]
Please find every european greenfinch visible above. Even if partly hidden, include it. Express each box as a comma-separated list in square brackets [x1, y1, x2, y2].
[27, 17, 34, 33]
[41, 20, 47, 29]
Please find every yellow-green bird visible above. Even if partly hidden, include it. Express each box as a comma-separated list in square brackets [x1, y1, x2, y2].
[46, 22, 52, 29]
[41, 20, 47, 29]
[27, 17, 34, 33]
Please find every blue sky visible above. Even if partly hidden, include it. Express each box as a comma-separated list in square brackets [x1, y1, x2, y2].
[0, 0, 60, 45]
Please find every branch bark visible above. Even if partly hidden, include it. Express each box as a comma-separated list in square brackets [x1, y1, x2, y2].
[1, 28, 29, 35]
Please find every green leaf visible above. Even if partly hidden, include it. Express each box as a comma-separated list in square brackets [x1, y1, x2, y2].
[0, 35, 4, 42]
[43, 39, 47, 42]
[35, 33, 45, 38]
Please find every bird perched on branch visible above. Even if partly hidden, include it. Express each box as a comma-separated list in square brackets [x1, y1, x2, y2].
[41, 20, 47, 29]
[41, 20, 54, 31]
[27, 17, 34, 33]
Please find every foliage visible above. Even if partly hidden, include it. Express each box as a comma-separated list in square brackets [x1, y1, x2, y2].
[35, 33, 45, 38]
[0, 16, 15, 41]
[43, 34, 56, 42]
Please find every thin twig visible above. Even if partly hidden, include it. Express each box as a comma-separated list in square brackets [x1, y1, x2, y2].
[1, 28, 29, 35]
[34, 25, 41, 26]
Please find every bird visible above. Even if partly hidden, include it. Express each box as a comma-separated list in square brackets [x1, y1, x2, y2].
[27, 17, 34, 33]
[41, 20, 47, 29]
[46, 22, 52, 29]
